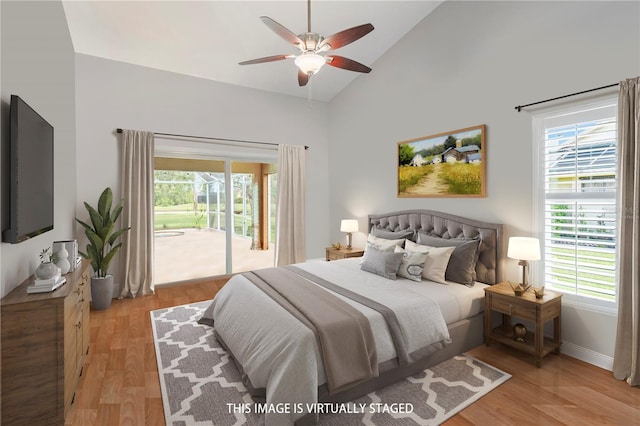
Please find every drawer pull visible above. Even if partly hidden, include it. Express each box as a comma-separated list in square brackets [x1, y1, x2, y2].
[74, 288, 81, 295]
[76, 321, 82, 329]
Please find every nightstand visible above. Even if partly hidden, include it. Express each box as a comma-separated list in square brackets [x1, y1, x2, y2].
[325, 247, 364, 261]
[484, 282, 562, 367]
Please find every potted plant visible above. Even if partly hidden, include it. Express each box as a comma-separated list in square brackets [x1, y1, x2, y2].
[35, 247, 60, 280]
[76, 187, 130, 310]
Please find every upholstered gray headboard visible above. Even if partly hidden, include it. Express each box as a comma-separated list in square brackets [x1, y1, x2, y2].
[368, 210, 504, 285]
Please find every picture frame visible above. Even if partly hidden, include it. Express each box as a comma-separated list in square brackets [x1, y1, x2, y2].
[397, 124, 486, 198]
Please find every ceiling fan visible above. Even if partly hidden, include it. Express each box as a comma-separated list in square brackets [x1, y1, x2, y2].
[239, 0, 374, 87]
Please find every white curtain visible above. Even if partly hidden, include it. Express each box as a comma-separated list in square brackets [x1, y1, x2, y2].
[275, 144, 306, 266]
[120, 130, 155, 297]
[613, 77, 640, 386]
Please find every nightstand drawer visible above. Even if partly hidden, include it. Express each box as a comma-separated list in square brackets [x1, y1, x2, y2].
[490, 295, 536, 321]
[325, 247, 364, 261]
[327, 252, 341, 261]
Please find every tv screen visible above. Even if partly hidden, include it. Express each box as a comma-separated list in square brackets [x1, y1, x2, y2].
[2, 95, 54, 243]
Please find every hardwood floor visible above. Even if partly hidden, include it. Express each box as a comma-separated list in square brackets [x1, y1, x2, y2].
[66, 279, 640, 425]
[447, 345, 640, 425]
[65, 279, 226, 426]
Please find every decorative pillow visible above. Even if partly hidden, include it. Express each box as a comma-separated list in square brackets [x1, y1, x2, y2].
[405, 240, 455, 284]
[416, 234, 480, 286]
[371, 227, 415, 242]
[366, 234, 406, 250]
[394, 246, 428, 282]
[360, 245, 404, 280]
[363, 234, 405, 264]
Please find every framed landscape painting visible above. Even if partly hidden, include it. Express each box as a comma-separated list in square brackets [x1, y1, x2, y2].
[397, 124, 486, 197]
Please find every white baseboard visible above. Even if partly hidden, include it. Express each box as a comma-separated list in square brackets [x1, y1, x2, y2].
[561, 341, 614, 371]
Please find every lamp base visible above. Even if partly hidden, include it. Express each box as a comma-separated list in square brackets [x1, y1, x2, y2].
[346, 232, 353, 250]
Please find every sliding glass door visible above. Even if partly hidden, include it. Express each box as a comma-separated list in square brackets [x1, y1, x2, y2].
[153, 158, 276, 285]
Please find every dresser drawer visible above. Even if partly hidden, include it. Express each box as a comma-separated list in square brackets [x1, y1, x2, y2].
[489, 294, 536, 321]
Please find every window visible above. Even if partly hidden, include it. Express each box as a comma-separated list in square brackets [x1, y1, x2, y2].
[533, 99, 617, 306]
[152, 158, 276, 284]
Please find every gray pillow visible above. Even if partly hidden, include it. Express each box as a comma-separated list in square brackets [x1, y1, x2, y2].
[360, 245, 404, 280]
[371, 227, 415, 241]
[416, 234, 480, 286]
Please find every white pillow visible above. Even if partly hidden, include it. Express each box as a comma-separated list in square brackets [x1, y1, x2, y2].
[367, 234, 406, 249]
[405, 240, 455, 284]
[394, 246, 428, 282]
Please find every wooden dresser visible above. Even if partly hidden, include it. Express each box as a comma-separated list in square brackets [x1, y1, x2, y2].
[1, 260, 90, 425]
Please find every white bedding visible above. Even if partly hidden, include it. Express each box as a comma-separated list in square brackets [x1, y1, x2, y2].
[200, 258, 486, 425]
[301, 258, 487, 324]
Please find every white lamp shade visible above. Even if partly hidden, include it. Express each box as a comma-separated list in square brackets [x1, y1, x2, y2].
[507, 237, 541, 261]
[295, 53, 326, 74]
[340, 219, 359, 233]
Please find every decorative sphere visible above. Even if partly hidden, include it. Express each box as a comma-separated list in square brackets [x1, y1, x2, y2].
[513, 323, 527, 342]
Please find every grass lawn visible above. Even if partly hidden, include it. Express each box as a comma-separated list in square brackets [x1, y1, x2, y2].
[155, 213, 200, 230]
[155, 211, 252, 233]
[547, 246, 615, 301]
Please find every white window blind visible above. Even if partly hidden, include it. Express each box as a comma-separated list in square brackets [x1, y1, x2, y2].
[535, 100, 617, 303]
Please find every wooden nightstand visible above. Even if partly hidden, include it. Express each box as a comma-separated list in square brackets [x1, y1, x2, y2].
[325, 247, 364, 261]
[484, 282, 562, 367]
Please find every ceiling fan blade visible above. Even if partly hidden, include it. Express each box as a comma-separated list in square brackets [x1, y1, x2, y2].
[326, 55, 372, 73]
[239, 55, 292, 65]
[298, 70, 310, 87]
[260, 16, 304, 48]
[318, 23, 374, 50]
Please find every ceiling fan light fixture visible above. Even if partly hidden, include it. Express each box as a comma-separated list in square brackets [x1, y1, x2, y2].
[295, 52, 326, 75]
[240, 2, 374, 86]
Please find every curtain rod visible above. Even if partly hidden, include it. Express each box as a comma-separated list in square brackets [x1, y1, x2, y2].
[116, 128, 309, 150]
[514, 82, 619, 112]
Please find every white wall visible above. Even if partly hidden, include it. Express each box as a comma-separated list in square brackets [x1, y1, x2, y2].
[0, 1, 76, 298]
[328, 1, 640, 368]
[74, 54, 330, 289]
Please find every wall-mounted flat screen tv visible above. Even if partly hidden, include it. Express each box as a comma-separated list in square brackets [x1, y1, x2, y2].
[2, 95, 54, 244]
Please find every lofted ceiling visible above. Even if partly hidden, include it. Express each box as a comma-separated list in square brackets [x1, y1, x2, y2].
[62, 1, 442, 102]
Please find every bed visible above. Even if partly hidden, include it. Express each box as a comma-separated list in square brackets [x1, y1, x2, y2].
[199, 209, 504, 425]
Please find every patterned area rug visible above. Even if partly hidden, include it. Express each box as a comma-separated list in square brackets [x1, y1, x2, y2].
[151, 302, 511, 426]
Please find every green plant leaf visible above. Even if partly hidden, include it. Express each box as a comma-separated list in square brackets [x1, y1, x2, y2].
[85, 202, 104, 236]
[78, 249, 97, 274]
[98, 187, 113, 218]
[108, 227, 131, 246]
[85, 228, 104, 253]
[100, 221, 114, 243]
[75, 218, 92, 233]
[111, 201, 124, 223]
[101, 243, 122, 273]
[86, 245, 100, 276]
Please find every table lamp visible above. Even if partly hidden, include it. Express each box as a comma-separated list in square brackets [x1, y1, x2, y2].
[340, 219, 358, 250]
[507, 236, 541, 292]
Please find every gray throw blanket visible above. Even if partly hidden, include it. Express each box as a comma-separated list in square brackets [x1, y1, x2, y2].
[244, 267, 378, 394]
